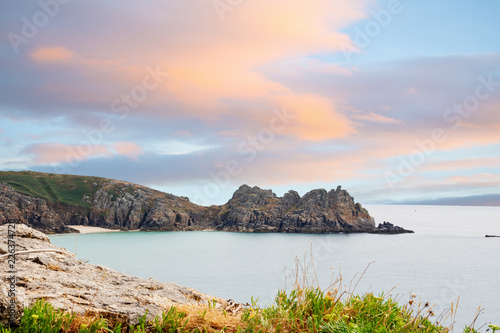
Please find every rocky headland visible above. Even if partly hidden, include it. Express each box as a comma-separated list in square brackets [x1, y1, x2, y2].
[0, 171, 413, 234]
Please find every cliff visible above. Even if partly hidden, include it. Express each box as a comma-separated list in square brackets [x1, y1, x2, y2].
[0, 171, 412, 234]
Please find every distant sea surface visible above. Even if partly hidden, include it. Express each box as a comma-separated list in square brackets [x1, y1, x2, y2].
[50, 205, 500, 329]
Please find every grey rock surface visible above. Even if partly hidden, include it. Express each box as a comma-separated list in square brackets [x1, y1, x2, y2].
[370, 221, 415, 234]
[0, 183, 69, 234]
[218, 185, 376, 233]
[0, 224, 223, 326]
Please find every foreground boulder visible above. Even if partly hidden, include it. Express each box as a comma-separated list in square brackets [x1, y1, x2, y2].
[0, 224, 223, 326]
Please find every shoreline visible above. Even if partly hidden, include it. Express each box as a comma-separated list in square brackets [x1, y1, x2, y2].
[58, 225, 413, 235]
[66, 225, 140, 234]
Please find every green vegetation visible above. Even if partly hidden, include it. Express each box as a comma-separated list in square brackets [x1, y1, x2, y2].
[0, 171, 106, 208]
[0, 291, 490, 333]
[1, 299, 109, 333]
[242, 290, 455, 333]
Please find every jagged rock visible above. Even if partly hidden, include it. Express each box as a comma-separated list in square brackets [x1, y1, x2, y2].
[370, 221, 414, 234]
[0, 224, 224, 326]
[0, 172, 411, 234]
[219, 185, 375, 233]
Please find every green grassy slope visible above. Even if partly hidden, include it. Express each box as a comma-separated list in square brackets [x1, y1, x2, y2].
[0, 171, 107, 208]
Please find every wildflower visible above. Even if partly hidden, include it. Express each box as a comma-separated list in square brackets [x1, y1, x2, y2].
[31, 314, 39, 320]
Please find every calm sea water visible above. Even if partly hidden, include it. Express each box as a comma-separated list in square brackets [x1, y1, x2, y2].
[50, 205, 500, 329]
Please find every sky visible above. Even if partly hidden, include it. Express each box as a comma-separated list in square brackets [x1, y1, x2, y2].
[1, 0, 500, 206]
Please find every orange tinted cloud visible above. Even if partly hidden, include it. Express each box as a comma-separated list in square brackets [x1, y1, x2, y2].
[23, 1, 371, 132]
[274, 94, 356, 141]
[158, 0, 364, 105]
[30, 47, 75, 63]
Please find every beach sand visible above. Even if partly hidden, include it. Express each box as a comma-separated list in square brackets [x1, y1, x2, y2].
[67, 225, 123, 234]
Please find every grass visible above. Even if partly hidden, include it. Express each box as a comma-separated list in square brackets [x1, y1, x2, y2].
[242, 290, 451, 332]
[0, 171, 107, 208]
[0, 286, 491, 332]
[1, 299, 109, 333]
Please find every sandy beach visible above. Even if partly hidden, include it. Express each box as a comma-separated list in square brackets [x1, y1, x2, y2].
[67, 225, 123, 234]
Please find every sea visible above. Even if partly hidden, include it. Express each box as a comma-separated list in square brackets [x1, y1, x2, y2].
[50, 205, 500, 330]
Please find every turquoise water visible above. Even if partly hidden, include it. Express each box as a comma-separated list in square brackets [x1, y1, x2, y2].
[50, 205, 500, 329]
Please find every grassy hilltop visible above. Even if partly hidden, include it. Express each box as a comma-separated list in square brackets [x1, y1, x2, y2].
[0, 171, 108, 208]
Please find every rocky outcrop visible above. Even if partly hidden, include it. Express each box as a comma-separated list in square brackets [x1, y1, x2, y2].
[218, 185, 376, 233]
[0, 224, 224, 326]
[0, 172, 413, 234]
[369, 222, 414, 234]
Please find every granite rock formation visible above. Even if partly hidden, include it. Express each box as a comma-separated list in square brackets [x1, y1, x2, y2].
[0, 171, 413, 234]
[218, 185, 375, 233]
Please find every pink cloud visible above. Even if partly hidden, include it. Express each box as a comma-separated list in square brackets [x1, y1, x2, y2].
[22, 142, 145, 165]
[113, 142, 143, 161]
[406, 87, 419, 94]
[22, 143, 111, 164]
[21, 0, 373, 129]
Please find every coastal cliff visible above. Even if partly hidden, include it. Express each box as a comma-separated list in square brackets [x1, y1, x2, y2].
[0, 171, 412, 234]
